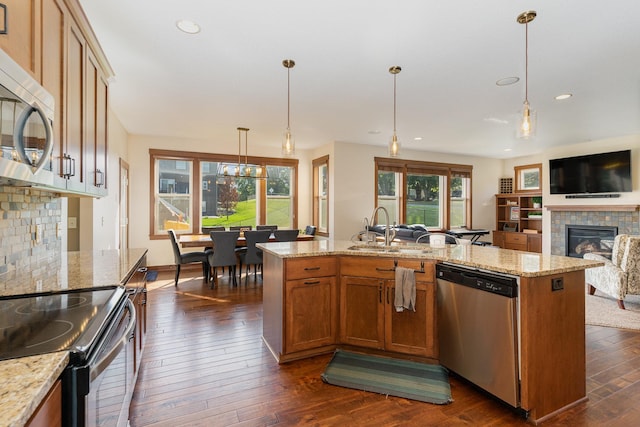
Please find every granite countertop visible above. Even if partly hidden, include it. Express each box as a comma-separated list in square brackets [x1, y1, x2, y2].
[0, 248, 148, 426]
[0, 248, 148, 298]
[0, 352, 68, 427]
[258, 240, 604, 277]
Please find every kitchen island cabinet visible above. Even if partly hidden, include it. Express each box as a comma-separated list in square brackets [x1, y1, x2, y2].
[258, 239, 603, 424]
[263, 255, 338, 362]
[340, 256, 436, 359]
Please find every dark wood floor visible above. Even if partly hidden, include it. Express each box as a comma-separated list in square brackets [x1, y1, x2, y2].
[130, 271, 640, 426]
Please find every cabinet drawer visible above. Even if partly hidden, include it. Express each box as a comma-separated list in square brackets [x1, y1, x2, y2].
[505, 233, 527, 244]
[285, 256, 337, 280]
[340, 256, 397, 279]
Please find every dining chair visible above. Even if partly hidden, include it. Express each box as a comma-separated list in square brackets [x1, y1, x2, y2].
[273, 229, 299, 242]
[167, 229, 211, 286]
[202, 226, 225, 234]
[229, 225, 252, 231]
[256, 225, 278, 231]
[238, 230, 272, 284]
[208, 231, 240, 288]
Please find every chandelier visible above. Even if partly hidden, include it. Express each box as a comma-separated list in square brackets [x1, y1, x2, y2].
[216, 127, 268, 180]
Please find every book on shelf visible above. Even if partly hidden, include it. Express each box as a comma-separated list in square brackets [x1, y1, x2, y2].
[523, 229, 539, 234]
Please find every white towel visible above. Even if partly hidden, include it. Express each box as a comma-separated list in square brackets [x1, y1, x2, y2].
[394, 266, 416, 312]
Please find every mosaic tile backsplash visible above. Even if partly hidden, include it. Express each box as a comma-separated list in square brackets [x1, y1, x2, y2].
[0, 186, 62, 275]
[551, 210, 640, 255]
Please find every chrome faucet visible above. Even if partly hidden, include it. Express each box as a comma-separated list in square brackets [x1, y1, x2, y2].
[369, 206, 396, 246]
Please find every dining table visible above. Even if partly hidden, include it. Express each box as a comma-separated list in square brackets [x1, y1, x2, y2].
[445, 228, 491, 244]
[179, 232, 314, 248]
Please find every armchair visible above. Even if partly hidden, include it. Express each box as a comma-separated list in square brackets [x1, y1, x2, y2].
[584, 234, 640, 309]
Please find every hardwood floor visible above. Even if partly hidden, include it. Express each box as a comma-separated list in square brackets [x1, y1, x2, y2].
[130, 271, 640, 426]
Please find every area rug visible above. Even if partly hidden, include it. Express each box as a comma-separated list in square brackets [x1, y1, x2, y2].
[585, 293, 640, 330]
[321, 350, 452, 404]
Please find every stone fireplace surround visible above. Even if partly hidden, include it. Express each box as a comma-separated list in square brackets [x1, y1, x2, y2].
[549, 205, 640, 256]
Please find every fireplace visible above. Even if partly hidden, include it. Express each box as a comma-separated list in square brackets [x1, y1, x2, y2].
[565, 225, 617, 259]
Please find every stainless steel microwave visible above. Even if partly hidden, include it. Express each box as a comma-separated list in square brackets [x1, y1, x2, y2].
[0, 47, 55, 186]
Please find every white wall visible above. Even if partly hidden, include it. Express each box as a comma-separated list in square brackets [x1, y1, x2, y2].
[500, 135, 640, 253]
[312, 141, 502, 241]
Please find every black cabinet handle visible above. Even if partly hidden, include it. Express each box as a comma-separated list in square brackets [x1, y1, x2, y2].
[304, 266, 321, 271]
[304, 280, 320, 285]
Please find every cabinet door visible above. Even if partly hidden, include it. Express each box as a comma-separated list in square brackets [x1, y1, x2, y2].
[384, 279, 436, 357]
[41, 0, 66, 184]
[527, 234, 542, 253]
[65, 20, 85, 192]
[284, 276, 337, 353]
[340, 276, 384, 349]
[0, 0, 41, 79]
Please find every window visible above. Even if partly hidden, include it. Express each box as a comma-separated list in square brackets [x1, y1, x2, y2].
[266, 165, 295, 228]
[313, 156, 329, 235]
[153, 158, 193, 234]
[375, 157, 472, 230]
[515, 163, 542, 193]
[150, 149, 298, 238]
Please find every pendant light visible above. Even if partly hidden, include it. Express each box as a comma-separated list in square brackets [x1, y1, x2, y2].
[216, 127, 267, 179]
[389, 66, 402, 157]
[517, 11, 537, 139]
[282, 59, 296, 157]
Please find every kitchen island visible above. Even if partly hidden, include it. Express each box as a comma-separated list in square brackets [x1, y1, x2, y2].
[258, 240, 603, 424]
[0, 248, 148, 427]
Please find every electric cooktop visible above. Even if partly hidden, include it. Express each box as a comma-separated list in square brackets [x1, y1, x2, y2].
[0, 287, 125, 361]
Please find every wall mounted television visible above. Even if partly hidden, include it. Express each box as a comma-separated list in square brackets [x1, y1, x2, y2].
[549, 149, 632, 195]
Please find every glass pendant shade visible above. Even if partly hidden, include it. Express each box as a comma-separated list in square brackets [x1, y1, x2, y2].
[389, 134, 400, 157]
[282, 128, 295, 157]
[517, 100, 537, 139]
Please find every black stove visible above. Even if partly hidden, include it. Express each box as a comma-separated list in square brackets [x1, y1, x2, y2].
[0, 287, 125, 362]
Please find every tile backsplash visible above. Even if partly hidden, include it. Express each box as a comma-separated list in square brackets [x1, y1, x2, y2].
[0, 186, 62, 274]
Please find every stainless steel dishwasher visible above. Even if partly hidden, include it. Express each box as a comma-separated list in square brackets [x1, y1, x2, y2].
[436, 263, 520, 408]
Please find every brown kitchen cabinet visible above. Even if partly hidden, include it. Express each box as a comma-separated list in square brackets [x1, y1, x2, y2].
[263, 255, 338, 362]
[0, 0, 42, 80]
[340, 257, 437, 358]
[25, 379, 61, 427]
[6, 0, 112, 196]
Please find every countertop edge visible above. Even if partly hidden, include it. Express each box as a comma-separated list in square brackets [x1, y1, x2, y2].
[258, 241, 604, 277]
[0, 351, 69, 427]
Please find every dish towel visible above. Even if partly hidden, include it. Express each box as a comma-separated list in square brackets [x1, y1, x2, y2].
[394, 266, 416, 312]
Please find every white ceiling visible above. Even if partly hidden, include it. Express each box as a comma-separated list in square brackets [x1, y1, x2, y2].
[78, 0, 640, 159]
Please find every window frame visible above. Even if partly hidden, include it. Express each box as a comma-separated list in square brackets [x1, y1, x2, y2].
[374, 157, 473, 231]
[149, 149, 298, 239]
[312, 155, 329, 236]
[514, 163, 542, 193]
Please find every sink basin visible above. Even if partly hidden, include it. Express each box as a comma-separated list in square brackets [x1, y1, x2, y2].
[346, 245, 431, 255]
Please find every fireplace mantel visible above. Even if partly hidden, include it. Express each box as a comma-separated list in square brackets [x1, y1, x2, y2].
[545, 205, 639, 212]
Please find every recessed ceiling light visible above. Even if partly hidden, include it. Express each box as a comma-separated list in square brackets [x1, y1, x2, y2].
[504, 148, 512, 152]
[414, 137, 423, 141]
[555, 93, 573, 100]
[176, 20, 201, 34]
[496, 77, 520, 86]
[368, 130, 381, 135]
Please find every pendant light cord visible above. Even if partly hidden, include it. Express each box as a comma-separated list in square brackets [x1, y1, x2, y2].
[393, 73, 397, 134]
[525, 20, 529, 103]
[287, 66, 291, 131]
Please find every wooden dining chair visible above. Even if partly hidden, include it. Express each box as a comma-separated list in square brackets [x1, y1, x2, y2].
[256, 225, 278, 231]
[238, 230, 271, 284]
[273, 229, 299, 242]
[208, 231, 240, 288]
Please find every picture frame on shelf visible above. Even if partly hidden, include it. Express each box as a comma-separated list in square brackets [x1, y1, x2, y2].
[510, 206, 520, 220]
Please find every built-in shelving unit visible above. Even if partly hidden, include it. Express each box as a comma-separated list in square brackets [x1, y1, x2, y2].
[494, 193, 542, 253]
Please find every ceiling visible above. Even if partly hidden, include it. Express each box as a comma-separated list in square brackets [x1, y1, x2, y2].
[78, 0, 640, 159]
